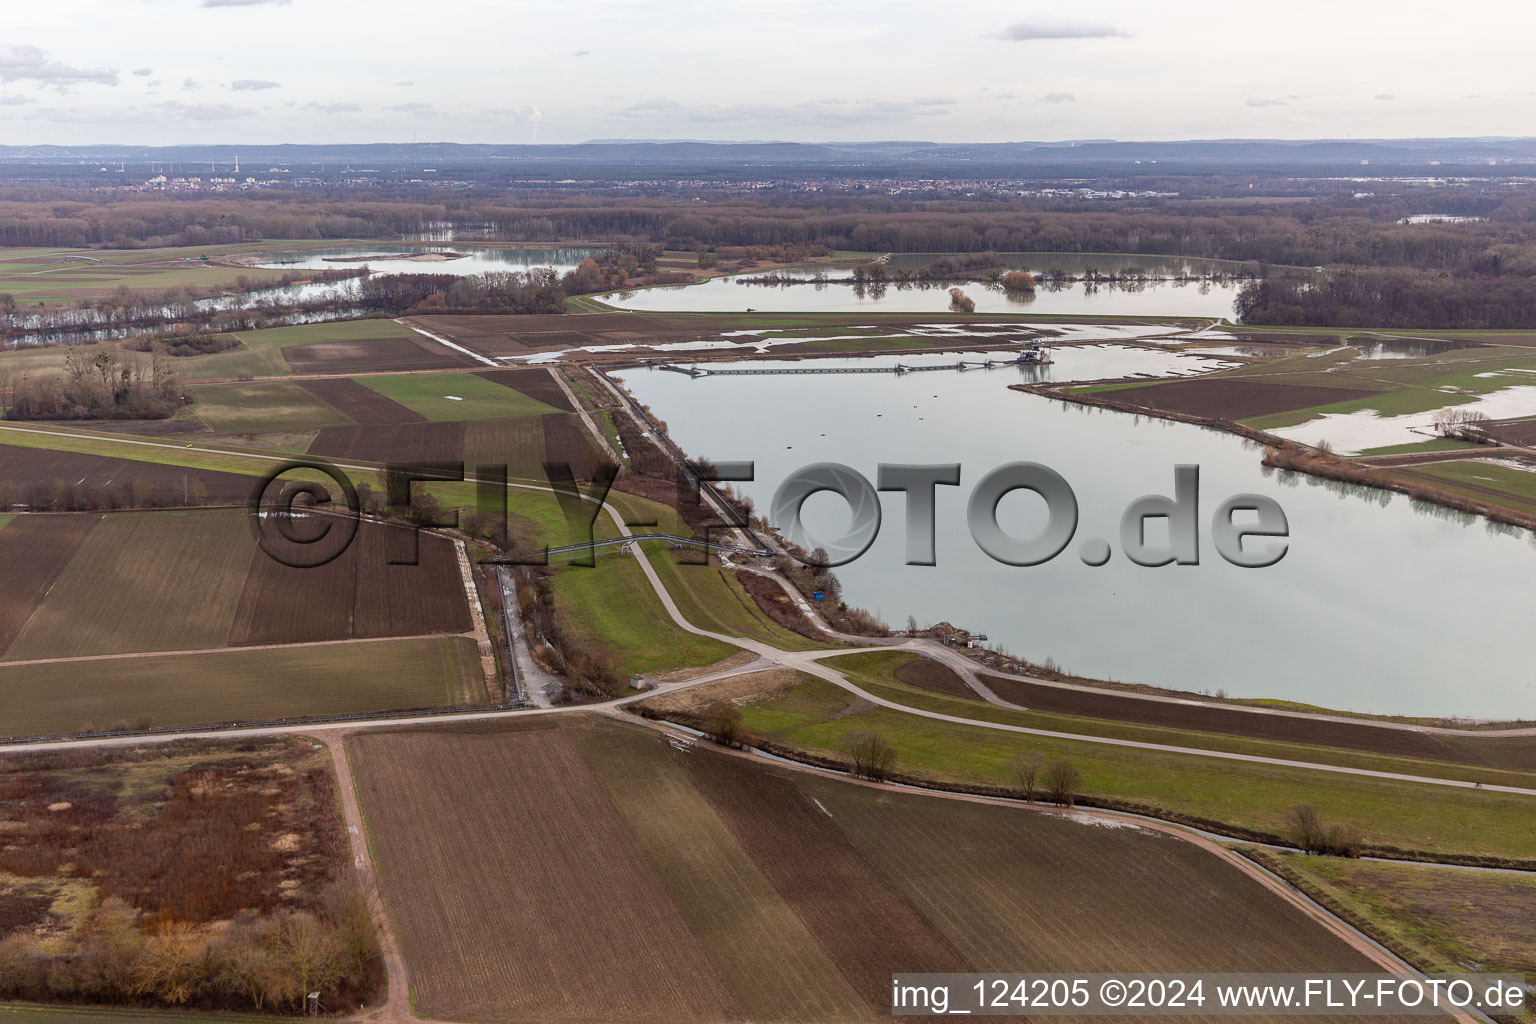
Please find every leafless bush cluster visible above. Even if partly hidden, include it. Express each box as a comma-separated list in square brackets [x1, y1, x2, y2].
[0, 748, 380, 1013]
[0, 348, 182, 421]
[1432, 407, 1492, 442]
[0, 884, 377, 1012]
[847, 731, 897, 781]
[1286, 803, 1363, 857]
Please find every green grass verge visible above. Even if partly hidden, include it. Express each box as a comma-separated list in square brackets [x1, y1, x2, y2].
[1356, 438, 1480, 456]
[1384, 461, 1536, 518]
[821, 651, 1536, 785]
[642, 543, 825, 651]
[549, 548, 736, 677]
[716, 674, 1536, 863]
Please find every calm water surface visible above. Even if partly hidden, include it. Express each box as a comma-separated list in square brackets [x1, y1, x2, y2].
[256, 244, 596, 276]
[607, 254, 1249, 318]
[615, 345, 1536, 719]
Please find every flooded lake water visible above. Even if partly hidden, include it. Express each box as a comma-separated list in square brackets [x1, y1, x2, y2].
[256, 244, 596, 277]
[605, 253, 1250, 318]
[615, 344, 1536, 719]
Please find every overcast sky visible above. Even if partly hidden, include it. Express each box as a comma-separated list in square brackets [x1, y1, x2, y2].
[1, 0, 1531, 146]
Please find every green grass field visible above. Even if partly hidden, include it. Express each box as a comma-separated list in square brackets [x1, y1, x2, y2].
[0, 249, 286, 307]
[550, 549, 736, 677]
[185, 380, 353, 433]
[0, 318, 420, 383]
[1234, 344, 1536, 430]
[3, 509, 254, 660]
[641, 544, 825, 651]
[676, 673, 1536, 863]
[356, 372, 563, 421]
[1356, 438, 1481, 456]
[0, 635, 481, 738]
[1397, 460, 1536, 512]
[0, 241, 377, 307]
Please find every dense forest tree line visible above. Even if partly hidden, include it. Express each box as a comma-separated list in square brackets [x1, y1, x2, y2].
[356, 269, 567, 314]
[5, 190, 1536, 327]
[354, 245, 689, 314]
[0, 270, 362, 342]
[2, 192, 1535, 271]
[1237, 269, 1536, 328]
[0, 198, 447, 249]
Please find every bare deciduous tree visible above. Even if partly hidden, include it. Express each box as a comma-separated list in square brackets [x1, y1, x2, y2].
[1042, 759, 1082, 807]
[1010, 752, 1046, 802]
[1286, 803, 1363, 857]
[705, 702, 744, 748]
[847, 730, 897, 781]
[1433, 407, 1491, 442]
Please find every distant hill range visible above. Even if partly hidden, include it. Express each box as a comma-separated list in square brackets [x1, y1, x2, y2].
[4, 138, 1535, 169]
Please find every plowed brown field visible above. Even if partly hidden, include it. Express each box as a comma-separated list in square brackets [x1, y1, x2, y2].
[0, 443, 258, 505]
[297, 377, 427, 424]
[979, 673, 1503, 765]
[229, 520, 470, 644]
[283, 335, 477, 374]
[0, 514, 100, 652]
[474, 367, 576, 411]
[307, 421, 466, 464]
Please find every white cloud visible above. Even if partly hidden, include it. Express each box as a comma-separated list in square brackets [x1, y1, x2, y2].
[26, 100, 256, 123]
[0, 94, 35, 106]
[132, 67, 153, 77]
[0, 44, 116, 86]
[1041, 92, 1076, 104]
[994, 21, 1129, 41]
[1245, 97, 1289, 107]
[230, 79, 281, 91]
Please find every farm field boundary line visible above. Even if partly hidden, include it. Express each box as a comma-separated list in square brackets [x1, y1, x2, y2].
[601, 711, 1484, 1024]
[1, 482, 1531, 794]
[5, 406, 1533, 743]
[453, 539, 498, 704]
[394, 318, 499, 367]
[585, 502, 1536, 796]
[3, 412, 1532, 772]
[320, 731, 441, 1024]
[0, 631, 470, 668]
